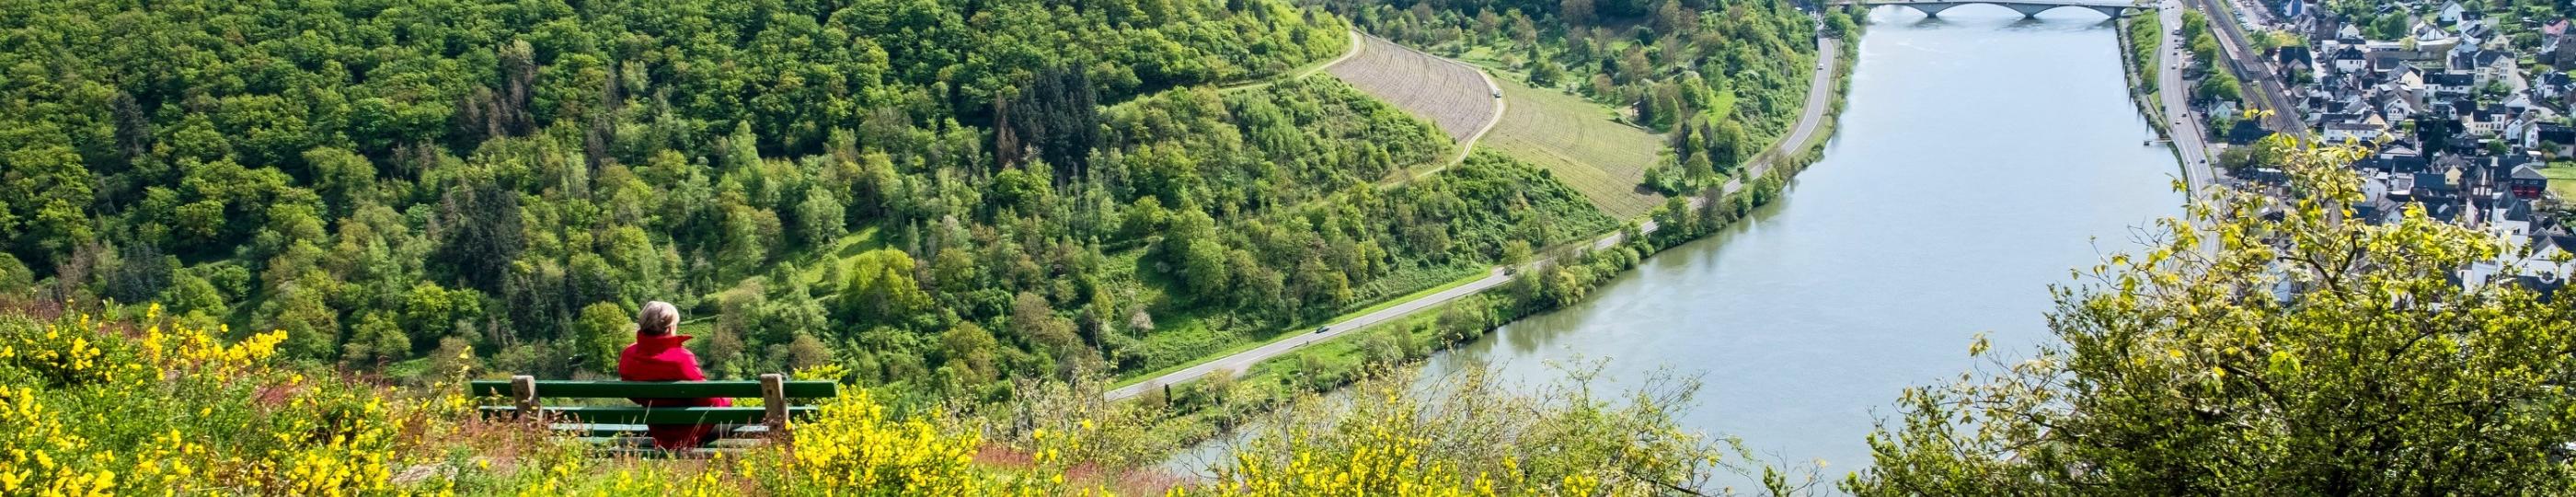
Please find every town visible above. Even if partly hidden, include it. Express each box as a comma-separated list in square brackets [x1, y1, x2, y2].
[2183, 0, 2576, 286]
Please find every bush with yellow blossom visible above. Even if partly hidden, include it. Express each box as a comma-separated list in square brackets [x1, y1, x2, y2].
[0, 304, 1792, 495]
[0, 305, 398, 495]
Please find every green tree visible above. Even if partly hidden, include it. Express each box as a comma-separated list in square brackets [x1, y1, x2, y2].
[1165, 208, 1233, 297]
[2, 135, 95, 262]
[2197, 70, 2243, 104]
[939, 321, 999, 385]
[341, 311, 410, 365]
[841, 248, 934, 329]
[1848, 144, 2576, 494]
[796, 191, 847, 247]
[434, 182, 524, 293]
[403, 282, 480, 346]
[1012, 291, 1090, 376]
[574, 302, 632, 373]
[261, 277, 342, 360]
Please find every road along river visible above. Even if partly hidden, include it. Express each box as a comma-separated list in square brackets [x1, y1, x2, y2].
[1406, 7, 2187, 481]
[1162, 6, 2191, 484]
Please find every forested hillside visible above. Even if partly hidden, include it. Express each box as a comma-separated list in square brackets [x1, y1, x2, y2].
[1298, 0, 1841, 192]
[0, 0, 1616, 396]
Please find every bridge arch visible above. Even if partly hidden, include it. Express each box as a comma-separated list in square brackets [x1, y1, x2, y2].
[1862, 1, 2141, 18]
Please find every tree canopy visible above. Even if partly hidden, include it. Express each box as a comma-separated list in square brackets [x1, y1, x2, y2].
[1847, 143, 2576, 493]
[0, 0, 1638, 400]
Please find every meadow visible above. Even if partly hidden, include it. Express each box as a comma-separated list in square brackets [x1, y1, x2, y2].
[1485, 78, 1671, 219]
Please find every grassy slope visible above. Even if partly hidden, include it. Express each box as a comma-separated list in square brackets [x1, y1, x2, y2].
[1484, 76, 1669, 219]
[1438, 42, 1669, 220]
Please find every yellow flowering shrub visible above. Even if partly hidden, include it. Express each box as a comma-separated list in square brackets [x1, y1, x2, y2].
[775, 389, 986, 493]
[0, 385, 118, 497]
[0, 305, 1770, 495]
[1195, 369, 1795, 496]
[0, 306, 402, 495]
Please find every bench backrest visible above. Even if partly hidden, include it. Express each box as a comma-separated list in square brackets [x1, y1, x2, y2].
[473, 374, 838, 433]
[467, 379, 840, 399]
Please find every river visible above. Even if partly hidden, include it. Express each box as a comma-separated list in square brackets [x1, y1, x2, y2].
[1407, 6, 2188, 479]
[1166, 6, 2190, 484]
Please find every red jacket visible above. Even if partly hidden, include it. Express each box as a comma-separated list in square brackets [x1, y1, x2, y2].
[616, 333, 732, 449]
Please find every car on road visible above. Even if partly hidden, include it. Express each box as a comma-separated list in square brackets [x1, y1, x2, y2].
[1314, 326, 1329, 334]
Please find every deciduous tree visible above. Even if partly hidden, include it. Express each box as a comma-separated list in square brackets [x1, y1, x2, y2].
[1848, 144, 2576, 494]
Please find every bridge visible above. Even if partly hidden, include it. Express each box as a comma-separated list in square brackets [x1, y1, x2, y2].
[1829, 0, 2153, 18]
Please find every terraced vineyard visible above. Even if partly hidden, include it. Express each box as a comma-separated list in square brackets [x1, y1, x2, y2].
[1326, 35, 1496, 144]
[1485, 77, 1668, 218]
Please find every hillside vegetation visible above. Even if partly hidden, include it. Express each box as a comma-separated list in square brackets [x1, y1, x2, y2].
[0, 0, 1638, 404]
[1324, 36, 1498, 144]
[1301, 0, 1833, 194]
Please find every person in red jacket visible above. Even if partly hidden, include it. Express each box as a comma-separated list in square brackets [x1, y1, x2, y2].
[617, 301, 732, 449]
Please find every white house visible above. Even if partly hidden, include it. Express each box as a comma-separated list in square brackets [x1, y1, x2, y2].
[2334, 47, 2369, 73]
[2325, 121, 2389, 143]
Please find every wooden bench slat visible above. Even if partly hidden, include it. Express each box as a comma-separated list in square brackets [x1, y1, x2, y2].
[467, 380, 837, 399]
[595, 447, 740, 459]
[479, 405, 819, 424]
[575, 436, 768, 448]
[554, 423, 772, 438]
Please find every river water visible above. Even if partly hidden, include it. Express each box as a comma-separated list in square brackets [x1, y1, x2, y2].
[1410, 7, 2187, 480]
[1164, 6, 2190, 484]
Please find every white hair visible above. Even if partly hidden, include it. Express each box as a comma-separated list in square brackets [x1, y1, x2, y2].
[637, 301, 680, 336]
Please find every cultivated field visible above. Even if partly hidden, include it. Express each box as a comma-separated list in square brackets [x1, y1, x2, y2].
[1327, 35, 1496, 144]
[1485, 77, 1667, 218]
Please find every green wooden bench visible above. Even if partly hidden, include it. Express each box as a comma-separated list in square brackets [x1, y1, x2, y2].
[472, 374, 836, 454]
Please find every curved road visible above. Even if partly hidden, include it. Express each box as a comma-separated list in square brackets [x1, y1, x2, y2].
[1718, 38, 1844, 200]
[1105, 35, 1846, 401]
[2158, 0, 2217, 195]
[1216, 30, 1364, 93]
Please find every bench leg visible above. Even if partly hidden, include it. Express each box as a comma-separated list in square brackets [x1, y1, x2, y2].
[759, 374, 788, 438]
[510, 375, 539, 421]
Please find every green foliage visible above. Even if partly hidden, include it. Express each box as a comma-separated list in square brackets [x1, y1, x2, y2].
[840, 248, 933, 330]
[1313, 0, 1816, 139]
[2126, 14, 2162, 93]
[1219, 367, 1818, 494]
[1326, 0, 1817, 198]
[1846, 144, 2576, 493]
[0, 0, 1635, 405]
[0, 0, 1365, 387]
[572, 302, 631, 373]
[2198, 69, 2244, 104]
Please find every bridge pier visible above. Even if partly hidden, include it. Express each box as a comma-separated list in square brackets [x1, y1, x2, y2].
[1999, 3, 2057, 17]
[2087, 6, 2135, 17]
[1903, 3, 1960, 17]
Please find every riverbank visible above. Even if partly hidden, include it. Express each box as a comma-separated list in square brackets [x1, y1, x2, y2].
[2117, 13, 2168, 137]
[1399, 10, 2190, 477]
[1123, 24, 1864, 456]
